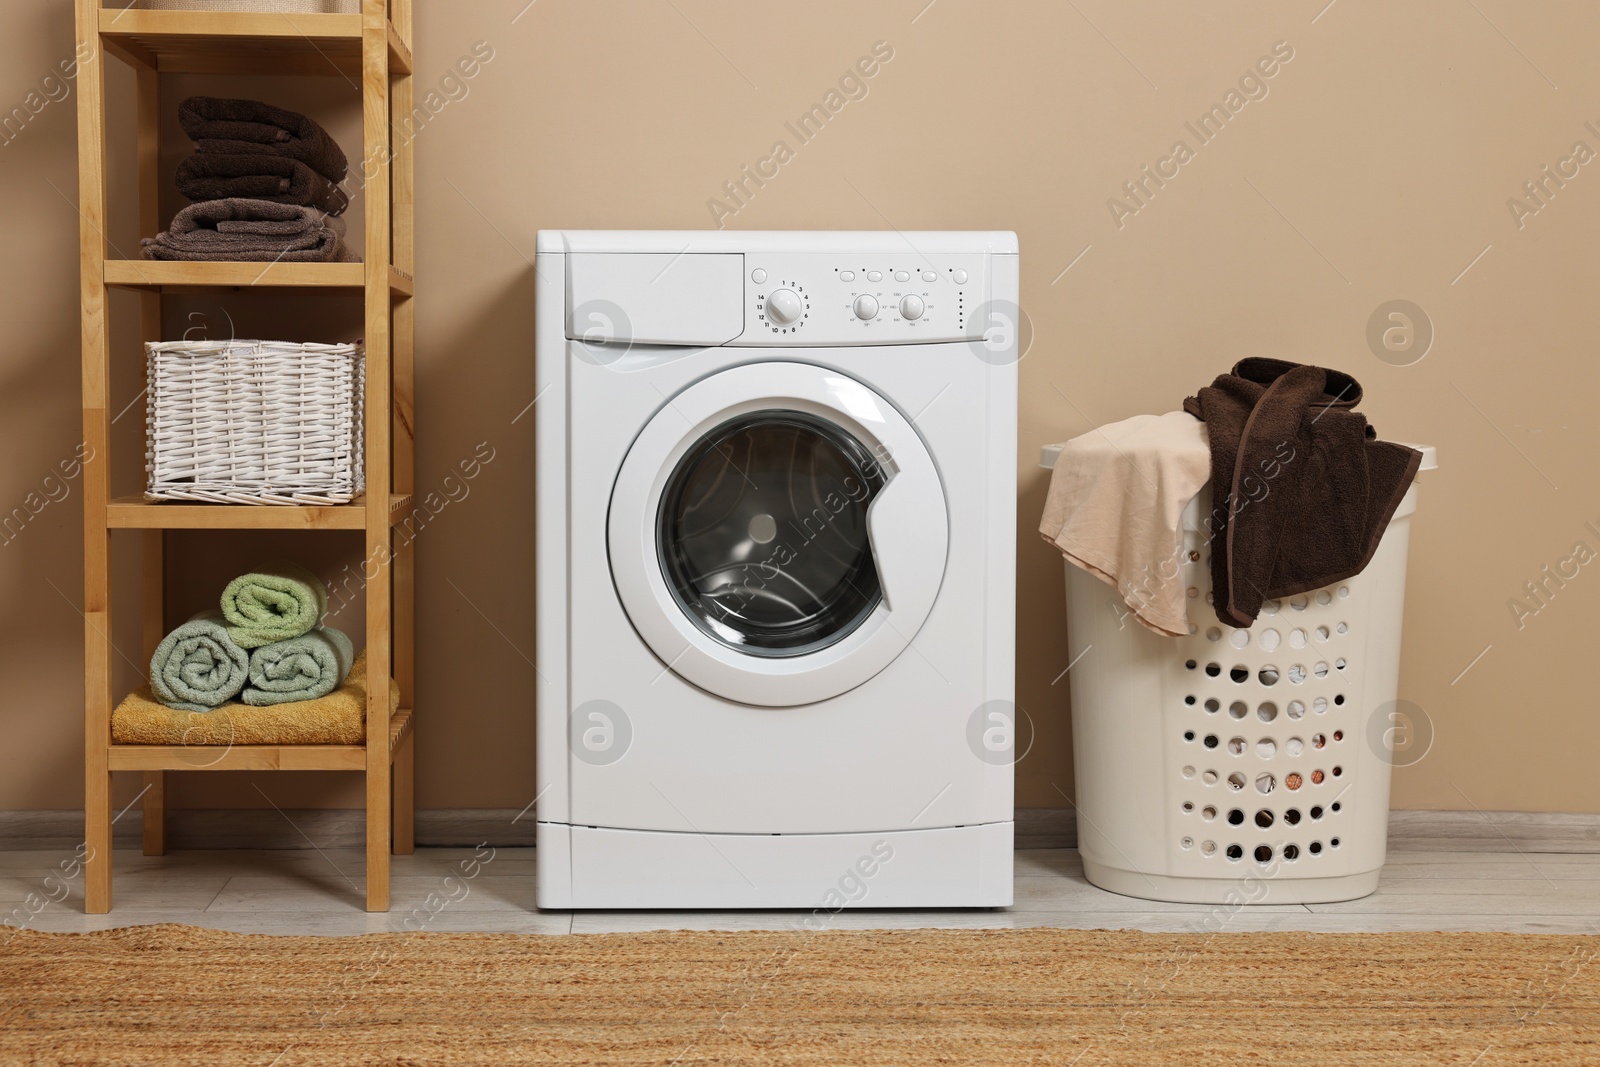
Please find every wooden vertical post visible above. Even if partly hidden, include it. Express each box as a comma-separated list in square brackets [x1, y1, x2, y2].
[392, 723, 414, 854]
[140, 771, 166, 856]
[362, 0, 394, 910]
[389, 0, 415, 857]
[76, 0, 114, 914]
[390, 0, 411, 46]
[136, 59, 167, 860]
[140, 529, 166, 857]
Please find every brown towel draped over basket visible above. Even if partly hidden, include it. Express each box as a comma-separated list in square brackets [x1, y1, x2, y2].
[1184, 358, 1422, 628]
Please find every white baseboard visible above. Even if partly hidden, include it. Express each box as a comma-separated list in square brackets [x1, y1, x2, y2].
[0, 807, 1596, 853]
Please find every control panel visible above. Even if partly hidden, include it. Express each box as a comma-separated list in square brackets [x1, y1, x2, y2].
[740, 253, 991, 346]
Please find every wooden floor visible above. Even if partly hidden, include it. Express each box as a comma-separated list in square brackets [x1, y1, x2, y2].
[2, 848, 1595, 937]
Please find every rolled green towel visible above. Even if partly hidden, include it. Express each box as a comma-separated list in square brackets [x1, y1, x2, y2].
[149, 611, 249, 712]
[242, 626, 354, 706]
[221, 561, 328, 649]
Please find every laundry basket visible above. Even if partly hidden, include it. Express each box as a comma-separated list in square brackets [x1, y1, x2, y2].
[1043, 442, 1437, 904]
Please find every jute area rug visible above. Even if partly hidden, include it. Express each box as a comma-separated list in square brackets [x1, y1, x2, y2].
[1, 924, 1596, 1065]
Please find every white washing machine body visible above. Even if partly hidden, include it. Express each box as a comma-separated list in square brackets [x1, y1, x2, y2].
[535, 231, 1018, 909]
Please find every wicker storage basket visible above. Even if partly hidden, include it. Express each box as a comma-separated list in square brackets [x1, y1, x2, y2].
[133, 1, 360, 12]
[145, 340, 365, 506]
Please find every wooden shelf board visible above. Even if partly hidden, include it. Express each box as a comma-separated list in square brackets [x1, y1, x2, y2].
[99, 9, 364, 77]
[387, 23, 412, 75]
[388, 265, 414, 299]
[109, 497, 365, 529]
[105, 707, 414, 773]
[108, 494, 413, 530]
[107, 744, 365, 772]
[389, 707, 414, 749]
[105, 261, 414, 295]
[106, 260, 364, 290]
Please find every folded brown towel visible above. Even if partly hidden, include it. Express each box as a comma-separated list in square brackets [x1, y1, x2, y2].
[1184, 358, 1422, 626]
[179, 96, 348, 183]
[141, 198, 359, 263]
[175, 153, 349, 215]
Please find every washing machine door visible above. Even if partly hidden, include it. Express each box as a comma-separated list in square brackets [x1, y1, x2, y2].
[608, 362, 949, 707]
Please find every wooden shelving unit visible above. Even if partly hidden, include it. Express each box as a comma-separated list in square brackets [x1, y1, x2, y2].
[75, 0, 416, 912]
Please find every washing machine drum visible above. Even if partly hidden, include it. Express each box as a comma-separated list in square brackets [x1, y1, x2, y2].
[658, 411, 887, 658]
[608, 362, 949, 707]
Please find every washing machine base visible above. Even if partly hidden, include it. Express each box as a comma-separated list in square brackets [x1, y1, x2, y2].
[536, 820, 1014, 909]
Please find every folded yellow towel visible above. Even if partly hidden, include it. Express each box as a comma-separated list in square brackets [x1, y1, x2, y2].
[113, 650, 398, 746]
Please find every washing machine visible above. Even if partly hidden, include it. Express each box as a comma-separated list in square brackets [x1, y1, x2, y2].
[534, 231, 1018, 909]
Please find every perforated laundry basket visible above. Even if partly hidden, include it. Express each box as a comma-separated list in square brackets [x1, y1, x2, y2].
[1043, 442, 1436, 905]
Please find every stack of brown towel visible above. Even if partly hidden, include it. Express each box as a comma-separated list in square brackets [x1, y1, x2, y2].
[142, 96, 356, 263]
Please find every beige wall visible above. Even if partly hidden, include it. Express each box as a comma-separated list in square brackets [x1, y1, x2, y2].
[1, 1, 1596, 816]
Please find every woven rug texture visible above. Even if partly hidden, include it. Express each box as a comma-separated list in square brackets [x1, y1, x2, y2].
[2, 924, 1597, 1065]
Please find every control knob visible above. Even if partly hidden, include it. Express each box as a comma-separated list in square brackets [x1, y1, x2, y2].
[899, 295, 925, 320]
[852, 294, 879, 320]
[766, 288, 804, 325]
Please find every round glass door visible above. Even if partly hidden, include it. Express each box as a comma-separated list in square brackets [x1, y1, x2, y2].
[658, 410, 886, 657]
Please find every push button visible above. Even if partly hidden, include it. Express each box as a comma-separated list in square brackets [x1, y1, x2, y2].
[922, 270, 937, 282]
[839, 270, 855, 282]
[894, 270, 910, 282]
[866, 270, 883, 282]
[952, 268, 969, 284]
[751, 268, 767, 284]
